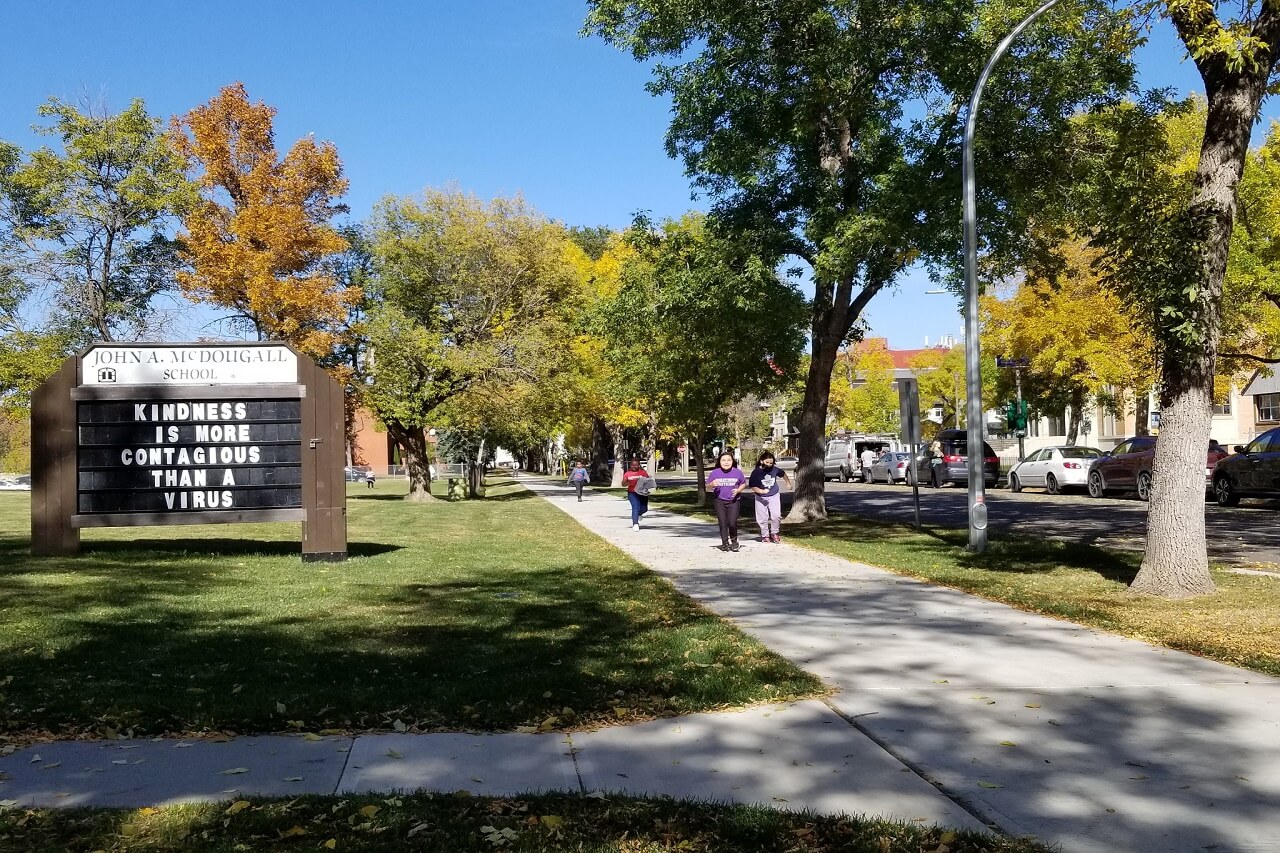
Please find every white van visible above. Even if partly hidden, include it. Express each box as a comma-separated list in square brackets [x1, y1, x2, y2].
[822, 435, 900, 482]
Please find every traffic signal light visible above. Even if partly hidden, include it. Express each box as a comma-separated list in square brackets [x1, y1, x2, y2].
[1016, 400, 1028, 431]
[1005, 401, 1018, 431]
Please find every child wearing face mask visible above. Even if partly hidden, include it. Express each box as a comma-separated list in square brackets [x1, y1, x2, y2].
[705, 451, 747, 551]
[748, 451, 791, 543]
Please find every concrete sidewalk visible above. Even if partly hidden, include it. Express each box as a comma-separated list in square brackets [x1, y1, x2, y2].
[3, 477, 1278, 852]
[527, 478, 1280, 853]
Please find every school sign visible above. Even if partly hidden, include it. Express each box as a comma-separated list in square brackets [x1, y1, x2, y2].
[32, 342, 347, 561]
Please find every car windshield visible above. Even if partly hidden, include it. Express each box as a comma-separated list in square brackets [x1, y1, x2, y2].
[1061, 448, 1101, 459]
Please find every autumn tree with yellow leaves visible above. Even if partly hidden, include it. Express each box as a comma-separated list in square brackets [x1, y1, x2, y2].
[982, 241, 1155, 445]
[170, 83, 356, 359]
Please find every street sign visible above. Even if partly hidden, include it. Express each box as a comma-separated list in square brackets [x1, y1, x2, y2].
[897, 378, 921, 447]
[996, 357, 1030, 368]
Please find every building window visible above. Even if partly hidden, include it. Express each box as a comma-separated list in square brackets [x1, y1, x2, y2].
[1259, 393, 1280, 423]
[1213, 399, 1231, 416]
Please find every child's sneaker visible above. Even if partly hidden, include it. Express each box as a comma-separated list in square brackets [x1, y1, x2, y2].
[770, 533, 781, 544]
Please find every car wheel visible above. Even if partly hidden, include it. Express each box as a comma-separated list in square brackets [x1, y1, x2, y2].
[1136, 471, 1153, 502]
[1009, 473, 1022, 493]
[1087, 471, 1106, 499]
[1045, 473, 1060, 495]
[1214, 475, 1240, 507]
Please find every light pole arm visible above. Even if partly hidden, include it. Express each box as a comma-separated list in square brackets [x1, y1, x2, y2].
[962, 0, 1061, 553]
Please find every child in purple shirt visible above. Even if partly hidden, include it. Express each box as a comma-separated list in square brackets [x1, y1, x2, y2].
[705, 451, 747, 551]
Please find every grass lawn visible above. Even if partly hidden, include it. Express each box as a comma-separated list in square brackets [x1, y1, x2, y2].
[0, 791, 1050, 852]
[649, 487, 1280, 678]
[0, 479, 822, 740]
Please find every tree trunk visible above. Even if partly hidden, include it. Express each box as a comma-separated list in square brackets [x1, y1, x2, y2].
[1131, 64, 1268, 597]
[590, 416, 610, 484]
[609, 423, 625, 488]
[692, 435, 708, 508]
[786, 317, 842, 522]
[1135, 392, 1150, 437]
[386, 420, 433, 501]
[1066, 388, 1084, 446]
[468, 438, 486, 498]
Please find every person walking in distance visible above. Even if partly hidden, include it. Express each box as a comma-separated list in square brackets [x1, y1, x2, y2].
[748, 451, 791, 543]
[706, 450, 747, 551]
[567, 460, 590, 502]
[929, 438, 945, 488]
[621, 458, 651, 530]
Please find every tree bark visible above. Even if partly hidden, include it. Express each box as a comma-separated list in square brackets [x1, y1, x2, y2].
[692, 435, 708, 508]
[386, 420, 433, 501]
[1130, 49, 1274, 597]
[786, 307, 844, 522]
[609, 422, 625, 487]
[590, 416, 610, 484]
[1135, 392, 1150, 437]
[1066, 387, 1084, 446]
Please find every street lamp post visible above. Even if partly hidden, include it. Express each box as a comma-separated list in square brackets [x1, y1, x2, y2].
[961, 0, 1061, 553]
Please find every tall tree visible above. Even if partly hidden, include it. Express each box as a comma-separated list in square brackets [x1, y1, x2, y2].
[362, 189, 583, 500]
[1063, 4, 1280, 596]
[171, 83, 355, 358]
[600, 213, 807, 504]
[587, 0, 1139, 521]
[0, 97, 192, 343]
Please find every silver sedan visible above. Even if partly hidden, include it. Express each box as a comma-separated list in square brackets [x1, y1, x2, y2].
[1008, 446, 1103, 495]
[868, 451, 913, 485]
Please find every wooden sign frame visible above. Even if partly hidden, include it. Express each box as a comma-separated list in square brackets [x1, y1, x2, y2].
[31, 342, 347, 562]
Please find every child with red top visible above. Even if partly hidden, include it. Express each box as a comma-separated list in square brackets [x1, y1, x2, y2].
[621, 458, 651, 530]
[705, 451, 747, 551]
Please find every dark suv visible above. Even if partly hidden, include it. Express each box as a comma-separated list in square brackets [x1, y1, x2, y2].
[912, 429, 1000, 488]
[1211, 427, 1280, 506]
[1087, 437, 1229, 500]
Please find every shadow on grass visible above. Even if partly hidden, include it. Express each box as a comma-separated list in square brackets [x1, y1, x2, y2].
[76, 538, 402, 559]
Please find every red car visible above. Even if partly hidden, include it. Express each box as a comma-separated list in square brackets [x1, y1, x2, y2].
[1086, 437, 1229, 500]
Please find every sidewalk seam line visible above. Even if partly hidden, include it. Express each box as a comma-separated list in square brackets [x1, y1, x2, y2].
[566, 733, 586, 793]
[332, 736, 357, 795]
[821, 698, 1007, 837]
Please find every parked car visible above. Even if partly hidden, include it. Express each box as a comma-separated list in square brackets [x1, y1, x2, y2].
[1008, 446, 1104, 494]
[1086, 437, 1228, 500]
[1211, 426, 1280, 506]
[868, 451, 913, 484]
[775, 455, 799, 473]
[344, 466, 371, 482]
[911, 429, 1000, 488]
[823, 436, 894, 482]
[0, 474, 31, 491]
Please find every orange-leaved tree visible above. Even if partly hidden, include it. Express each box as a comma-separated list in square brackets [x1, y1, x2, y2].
[170, 83, 356, 358]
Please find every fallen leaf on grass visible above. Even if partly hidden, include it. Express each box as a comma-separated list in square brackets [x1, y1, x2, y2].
[999, 741, 1017, 748]
[324, 840, 336, 849]
[225, 800, 251, 815]
[284, 776, 304, 782]
[393, 720, 407, 732]
[977, 781, 1004, 789]
[385, 749, 402, 760]
[407, 822, 430, 837]
[1024, 703, 1041, 709]
[541, 815, 564, 829]
[275, 702, 287, 714]
[281, 826, 307, 837]
[220, 767, 250, 775]
[302, 733, 324, 742]
[514, 726, 537, 734]
[359, 805, 380, 818]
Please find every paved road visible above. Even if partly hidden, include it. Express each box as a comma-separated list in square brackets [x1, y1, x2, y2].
[655, 473, 1280, 567]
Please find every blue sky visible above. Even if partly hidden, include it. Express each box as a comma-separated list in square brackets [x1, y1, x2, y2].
[0, 1, 1242, 348]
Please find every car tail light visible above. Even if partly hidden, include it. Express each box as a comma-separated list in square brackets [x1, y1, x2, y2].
[1063, 462, 1082, 469]
[944, 454, 962, 463]
[984, 456, 998, 464]
[895, 462, 906, 469]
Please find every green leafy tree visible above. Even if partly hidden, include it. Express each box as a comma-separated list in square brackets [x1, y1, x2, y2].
[362, 189, 583, 500]
[0, 98, 192, 344]
[600, 213, 807, 504]
[586, 0, 1139, 522]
